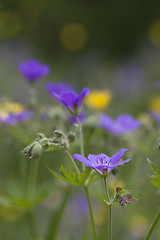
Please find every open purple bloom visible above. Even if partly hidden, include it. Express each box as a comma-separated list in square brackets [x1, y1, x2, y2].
[100, 113, 140, 135]
[73, 149, 131, 176]
[45, 81, 72, 98]
[18, 59, 50, 82]
[54, 87, 90, 116]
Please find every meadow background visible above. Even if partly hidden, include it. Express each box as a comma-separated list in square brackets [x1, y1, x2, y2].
[1, 0, 160, 239]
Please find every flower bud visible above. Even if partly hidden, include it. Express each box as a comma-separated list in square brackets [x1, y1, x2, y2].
[31, 143, 43, 159]
[54, 130, 64, 138]
[68, 132, 75, 143]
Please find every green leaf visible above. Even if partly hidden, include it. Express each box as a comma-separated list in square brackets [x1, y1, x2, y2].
[147, 158, 160, 176]
[78, 167, 92, 185]
[150, 176, 160, 188]
[60, 165, 79, 185]
[46, 164, 71, 184]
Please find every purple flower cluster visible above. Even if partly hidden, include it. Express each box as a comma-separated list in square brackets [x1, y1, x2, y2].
[74, 148, 131, 176]
[100, 113, 140, 135]
[18, 59, 50, 82]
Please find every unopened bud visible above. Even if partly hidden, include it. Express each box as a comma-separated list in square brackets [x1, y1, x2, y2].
[31, 143, 43, 159]
[54, 130, 64, 138]
[68, 132, 75, 143]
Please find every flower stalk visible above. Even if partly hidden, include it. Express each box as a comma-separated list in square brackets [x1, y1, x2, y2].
[85, 187, 97, 240]
[145, 207, 160, 240]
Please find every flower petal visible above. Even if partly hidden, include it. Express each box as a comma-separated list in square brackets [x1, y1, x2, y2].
[111, 158, 132, 167]
[88, 153, 110, 164]
[110, 149, 128, 165]
[73, 154, 92, 166]
[77, 87, 90, 108]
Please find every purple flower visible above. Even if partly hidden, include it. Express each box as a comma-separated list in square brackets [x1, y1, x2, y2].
[45, 81, 72, 98]
[0, 111, 33, 125]
[54, 87, 90, 116]
[73, 148, 132, 176]
[18, 59, 50, 82]
[100, 113, 140, 135]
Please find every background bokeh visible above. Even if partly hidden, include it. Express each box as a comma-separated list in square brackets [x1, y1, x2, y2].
[1, 1, 160, 240]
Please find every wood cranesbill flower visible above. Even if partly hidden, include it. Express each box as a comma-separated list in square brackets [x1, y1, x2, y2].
[18, 59, 50, 82]
[100, 113, 141, 136]
[73, 148, 131, 177]
[53, 87, 90, 116]
[45, 81, 72, 98]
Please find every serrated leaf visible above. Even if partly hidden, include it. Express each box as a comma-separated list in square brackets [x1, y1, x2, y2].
[46, 164, 71, 184]
[147, 158, 160, 176]
[78, 167, 92, 185]
[87, 170, 99, 186]
[150, 176, 160, 188]
[60, 165, 79, 185]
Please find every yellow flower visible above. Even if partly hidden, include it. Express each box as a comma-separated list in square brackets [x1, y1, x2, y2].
[85, 90, 112, 111]
[148, 96, 160, 112]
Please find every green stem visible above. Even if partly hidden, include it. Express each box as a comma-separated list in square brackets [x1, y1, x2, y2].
[64, 150, 81, 175]
[85, 187, 97, 240]
[27, 158, 40, 198]
[76, 116, 85, 171]
[108, 204, 112, 240]
[76, 117, 84, 156]
[104, 177, 110, 202]
[104, 177, 112, 240]
[145, 207, 160, 240]
[26, 209, 39, 239]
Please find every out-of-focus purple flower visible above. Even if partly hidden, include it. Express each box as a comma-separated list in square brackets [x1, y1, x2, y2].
[155, 81, 160, 89]
[70, 112, 85, 124]
[100, 113, 140, 135]
[0, 111, 33, 125]
[54, 87, 90, 116]
[45, 82, 72, 98]
[18, 59, 50, 82]
[73, 148, 131, 176]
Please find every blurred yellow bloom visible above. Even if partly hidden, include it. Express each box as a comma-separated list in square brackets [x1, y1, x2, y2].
[149, 20, 160, 48]
[0, 101, 24, 120]
[0, 101, 24, 114]
[85, 90, 112, 111]
[148, 96, 160, 112]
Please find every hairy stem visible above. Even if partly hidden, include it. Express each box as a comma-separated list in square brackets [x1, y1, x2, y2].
[64, 150, 81, 175]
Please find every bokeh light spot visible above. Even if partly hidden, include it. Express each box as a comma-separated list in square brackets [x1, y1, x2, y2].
[0, 12, 21, 39]
[149, 20, 160, 47]
[60, 23, 88, 51]
[85, 90, 112, 111]
[148, 96, 160, 112]
[0, 206, 23, 222]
